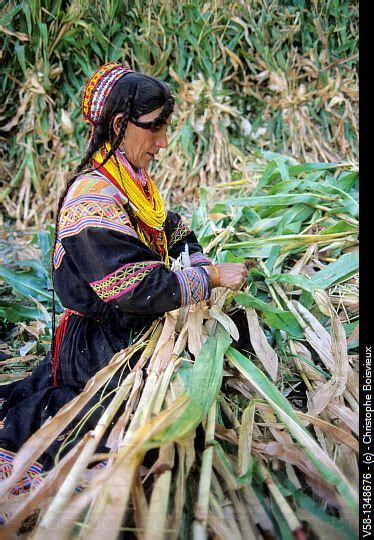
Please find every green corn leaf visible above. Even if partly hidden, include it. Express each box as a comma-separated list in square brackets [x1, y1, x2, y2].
[0, 3, 23, 25]
[254, 160, 278, 192]
[311, 251, 358, 288]
[0, 266, 51, 302]
[149, 325, 232, 444]
[320, 222, 357, 235]
[223, 233, 353, 258]
[276, 204, 315, 226]
[214, 441, 252, 486]
[234, 292, 304, 338]
[268, 180, 304, 195]
[224, 193, 335, 208]
[266, 273, 322, 293]
[274, 157, 290, 181]
[293, 489, 357, 539]
[288, 162, 339, 174]
[266, 245, 281, 272]
[11, 259, 49, 280]
[247, 217, 283, 235]
[337, 171, 358, 192]
[226, 347, 358, 513]
[0, 301, 47, 323]
[15, 43, 27, 76]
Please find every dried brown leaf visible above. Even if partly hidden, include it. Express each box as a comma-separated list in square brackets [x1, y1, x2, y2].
[245, 307, 278, 381]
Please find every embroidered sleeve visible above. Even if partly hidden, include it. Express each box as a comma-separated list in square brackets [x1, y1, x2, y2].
[169, 217, 191, 248]
[189, 252, 212, 267]
[174, 267, 211, 306]
[57, 219, 211, 317]
[61, 226, 212, 314]
[166, 211, 212, 267]
[53, 196, 137, 270]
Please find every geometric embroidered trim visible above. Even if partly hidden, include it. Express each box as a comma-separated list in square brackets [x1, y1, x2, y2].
[66, 172, 128, 203]
[59, 196, 137, 241]
[53, 238, 66, 270]
[89, 260, 164, 302]
[189, 251, 212, 267]
[174, 267, 211, 307]
[169, 218, 191, 248]
[0, 448, 107, 523]
[0, 448, 43, 500]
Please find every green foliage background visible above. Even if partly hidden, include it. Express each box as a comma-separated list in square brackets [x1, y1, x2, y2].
[0, 0, 358, 227]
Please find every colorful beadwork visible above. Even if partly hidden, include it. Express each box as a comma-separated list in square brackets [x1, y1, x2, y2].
[82, 62, 133, 125]
[93, 145, 169, 265]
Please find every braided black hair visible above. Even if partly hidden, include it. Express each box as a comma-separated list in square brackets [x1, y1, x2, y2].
[50, 71, 174, 363]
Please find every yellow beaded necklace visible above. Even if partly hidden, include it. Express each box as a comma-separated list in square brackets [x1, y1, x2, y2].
[93, 143, 169, 266]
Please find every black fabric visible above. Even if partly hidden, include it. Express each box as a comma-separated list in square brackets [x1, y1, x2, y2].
[0, 205, 210, 469]
[165, 211, 205, 259]
[52, 210, 208, 319]
[58, 228, 183, 316]
[0, 317, 138, 469]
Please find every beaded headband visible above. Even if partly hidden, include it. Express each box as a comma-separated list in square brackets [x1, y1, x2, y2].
[82, 62, 134, 126]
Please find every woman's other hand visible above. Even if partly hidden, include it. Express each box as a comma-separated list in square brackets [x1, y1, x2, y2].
[203, 263, 248, 290]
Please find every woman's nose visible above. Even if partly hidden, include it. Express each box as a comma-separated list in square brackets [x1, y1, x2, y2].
[156, 132, 168, 149]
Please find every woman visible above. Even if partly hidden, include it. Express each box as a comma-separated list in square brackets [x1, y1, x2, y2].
[0, 62, 247, 481]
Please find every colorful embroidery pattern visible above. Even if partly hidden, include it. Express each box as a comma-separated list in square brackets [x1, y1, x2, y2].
[59, 196, 137, 240]
[53, 239, 66, 270]
[89, 260, 164, 302]
[189, 252, 212, 267]
[0, 448, 43, 524]
[66, 172, 128, 203]
[174, 267, 211, 306]
[0, 448, 107, 523]
[53, 174, 133, 269]
[0, 448, 42, 497]
[169, 218, 192, 248]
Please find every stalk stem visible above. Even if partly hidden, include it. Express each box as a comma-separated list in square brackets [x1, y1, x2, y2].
[193, 401, 217, 540]
[36, 373, 135, 532]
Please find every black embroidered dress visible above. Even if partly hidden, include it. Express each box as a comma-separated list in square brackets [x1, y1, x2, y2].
[0, 167, 212, 474]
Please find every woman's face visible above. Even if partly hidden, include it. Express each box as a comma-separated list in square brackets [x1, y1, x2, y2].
[113, 106, 170, 169]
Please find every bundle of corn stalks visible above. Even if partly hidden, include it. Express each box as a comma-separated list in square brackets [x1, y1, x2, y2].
[0, 0, 358, 226]
[0, 156, 359, 539]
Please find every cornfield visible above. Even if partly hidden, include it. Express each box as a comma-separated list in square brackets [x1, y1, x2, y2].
[0, 0, 358, 226]
[0, 154, 359, 538]
[0, 1, 359, 539]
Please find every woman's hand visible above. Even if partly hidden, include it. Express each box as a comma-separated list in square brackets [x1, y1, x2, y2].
[203, 263, 248, 290]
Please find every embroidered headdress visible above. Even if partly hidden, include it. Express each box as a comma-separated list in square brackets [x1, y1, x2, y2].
[82, 62, 133, 126]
